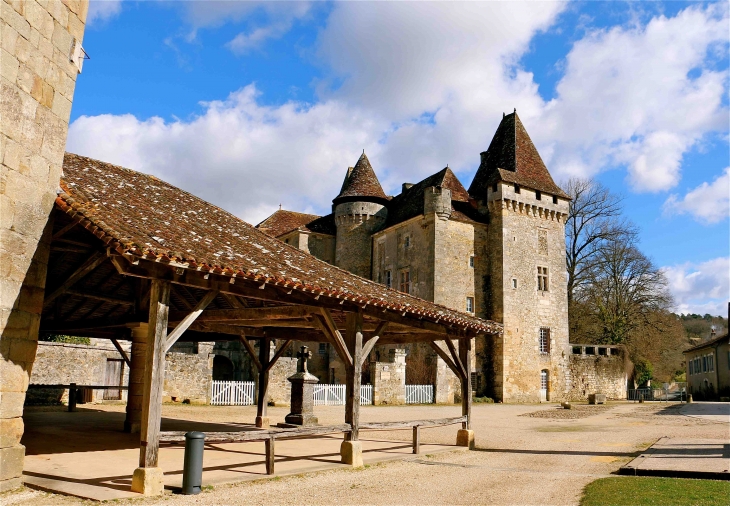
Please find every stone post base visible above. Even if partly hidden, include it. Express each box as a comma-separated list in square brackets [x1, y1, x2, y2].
[0, 445, 25, 492]
[340, 440, 363, 467]
[255, 416, 270, 428]
[456, 429, 475, 450]
[131, 467, 165, 496]
[284, 413, 318, 426]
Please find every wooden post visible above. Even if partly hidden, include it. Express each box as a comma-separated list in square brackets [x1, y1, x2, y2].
[344, 311, 363, 441]
[459, 338, 472, 430]
[125, 325, 147, 433]
[412, 425, 420, 454]
[131, 280, 170, 496]
[256, 337, 271, 427]
[265, 437, 275, 475]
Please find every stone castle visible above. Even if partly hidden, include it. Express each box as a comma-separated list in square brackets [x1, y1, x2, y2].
[258, 112, 572, 403]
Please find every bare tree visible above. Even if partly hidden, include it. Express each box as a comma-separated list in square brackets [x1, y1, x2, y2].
[581, 241, 674, 344]
[563, 178, 637, 304]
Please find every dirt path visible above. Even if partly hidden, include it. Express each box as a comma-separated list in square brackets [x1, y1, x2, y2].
[3, 401, 727, 505]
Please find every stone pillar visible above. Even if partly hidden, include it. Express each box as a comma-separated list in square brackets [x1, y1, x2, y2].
[370, 348, 406, 405]
[434, 356, 457, 404]
[0, 0, 88, 491]
[125, 324, 148, 433]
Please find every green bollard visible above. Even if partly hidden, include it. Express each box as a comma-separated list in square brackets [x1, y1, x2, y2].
[182, 431, 205, 494]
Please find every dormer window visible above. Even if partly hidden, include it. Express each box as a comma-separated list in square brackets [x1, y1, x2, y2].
[492, 183, 498, 192]
[514, 184, 521, 194]
[552, 195, 558, 204]
[536, 191, 541, 201]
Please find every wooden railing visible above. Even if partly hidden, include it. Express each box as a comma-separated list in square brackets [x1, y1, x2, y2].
[28, 383, 128, 411]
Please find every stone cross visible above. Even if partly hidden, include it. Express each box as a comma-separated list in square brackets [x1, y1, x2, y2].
[297, 346, 312, 374]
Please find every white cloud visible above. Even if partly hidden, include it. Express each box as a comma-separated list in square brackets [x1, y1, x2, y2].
[87, 0, 123, 26]
[67, 3, 729, 225]
[67, 85, 385, 225]
[663, 257, 730, 316]
[226, 2, 313, 54]
[541, 4, 729, 192]
[664, 167, 730, 224]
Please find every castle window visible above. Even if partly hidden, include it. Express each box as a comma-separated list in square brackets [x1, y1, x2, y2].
[552, 195, 558, 204]
[689, 360, 693, 375]
[702, 356, 707, 372]
[399, 270, 411, 294]
[512, 278, 517, 289]
[384, 270, 392, 288]
[318, 343, 327, 355]
[539, 327, 551, 354]
[492, 182, 498, 192]
[536, 191, 542, 201]
[404, 234, 411, 248]
[537, 266, 549, 291]
[469, 255, 475, 268]
[466, 297, 474, 313]
[514, 184, 521, 194]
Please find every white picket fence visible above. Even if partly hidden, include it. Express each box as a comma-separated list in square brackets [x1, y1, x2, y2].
[405, 384, 434, 404]
[313, 384, 373, 406]
[211, 380, 255, 406]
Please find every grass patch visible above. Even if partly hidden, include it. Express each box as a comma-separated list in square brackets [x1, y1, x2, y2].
[581, 477, 730, 506]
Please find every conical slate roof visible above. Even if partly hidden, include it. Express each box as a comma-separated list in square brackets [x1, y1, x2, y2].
[333, 152, 388, 204]
[468, 112, 569, 199]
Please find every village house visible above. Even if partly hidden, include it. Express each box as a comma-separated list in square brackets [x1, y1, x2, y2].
[684, 305, 730, 400]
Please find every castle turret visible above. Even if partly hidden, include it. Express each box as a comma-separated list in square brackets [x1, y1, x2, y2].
[333, 152, 389, 277]
[469, 111, 571, 403]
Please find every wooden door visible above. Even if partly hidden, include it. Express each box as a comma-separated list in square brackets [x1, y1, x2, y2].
[104, 359, 124, 400]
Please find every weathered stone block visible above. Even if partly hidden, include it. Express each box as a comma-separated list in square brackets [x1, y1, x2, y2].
[340, 440, 363, 467]
[131, 466, 165, 496]
[0, 417, 24, 448]
[0, 476, 23, 493]
[1, 49, 19, 83]
[1, 2, 31, 41]
[456, 429, 475, 450]
[0, 392, 27, 419]
[0, 444, 24, 480]
[51, 89, 71, 120]
[1, 23, 18, 54]
[51, 20, 72, 53]
[588, 393, 606, 405]
[0, 360, 30, 392]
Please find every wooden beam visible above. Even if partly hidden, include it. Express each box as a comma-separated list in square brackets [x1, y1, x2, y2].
[111, 338, 131, 367]
[52, 221, 78, 241]
[256, 337, 271, 427]
[359, 416, 467, 431]
[361, 321, 387, 364]
[178, 305, 320, 322]
[44, 252, 107, 307]
[164, 290, 219, 352]
[412, 425, 420, 455]
[222, 293, 247, 308]
[171, 287, 194, 311]
[138, 279, 170, 469]
[239, 336, 262, 371]
[428, 341, 462, 379]
[265, 438, 275, 475]
[66, 289, 134, 306]
[263, 340, 293, 373]
[159, 424, 352, 443]
[445, 337, 467, 381]
[313, 308, 352, 368]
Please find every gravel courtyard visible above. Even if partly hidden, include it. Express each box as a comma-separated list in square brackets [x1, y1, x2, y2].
[4, 401, 727, 506]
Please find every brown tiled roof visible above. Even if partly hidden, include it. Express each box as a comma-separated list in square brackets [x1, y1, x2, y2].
[468, 112, 569, 199]
[333, 153, 388, 204]
[256, 210, 335, 238]
[58, 153, 500, 335]
[385, 167, 486, 228]
[682, 333, 729, 353]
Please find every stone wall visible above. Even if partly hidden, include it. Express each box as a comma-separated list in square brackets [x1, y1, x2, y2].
[567, 346, 630, 400]
[267, 356, 297, 406]
[335, 201, 387, 278]
[26, 339, 130, 405]
[370, 349, 406, 405]
[484, 182, 571, 403]
[163, 342, 214, 404]
[0, 0, 87, 490]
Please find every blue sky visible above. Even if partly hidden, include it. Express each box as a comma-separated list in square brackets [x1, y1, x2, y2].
[67, 1, 729, 316]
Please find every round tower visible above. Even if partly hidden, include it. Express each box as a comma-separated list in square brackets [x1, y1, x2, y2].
[333, 152, 388, 278]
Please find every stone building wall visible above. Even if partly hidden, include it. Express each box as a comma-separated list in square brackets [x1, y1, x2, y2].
[0, 0, 87, 491]
[163, 342, 214, 404]
[26, 339, 130, 405]
[484, 182, 571, 403]
[280, 231, 336, 265]
[335, 201, 387, 278]
[567, 346, 630, 400]
[370, 349, 406, 405]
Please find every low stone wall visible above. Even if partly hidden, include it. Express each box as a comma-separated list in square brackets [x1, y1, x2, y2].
[434, 356, 459, 404]
[567, 346, 630, 401]
[370, 349, 407, 405]
[163, 342, 214, 404]
[27, 339, 131, 405]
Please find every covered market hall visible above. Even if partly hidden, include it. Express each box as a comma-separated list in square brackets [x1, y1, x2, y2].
[21, 153, 502, 497]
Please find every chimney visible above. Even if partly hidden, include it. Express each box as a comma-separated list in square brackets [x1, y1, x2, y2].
[402, 183, 414, 193]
